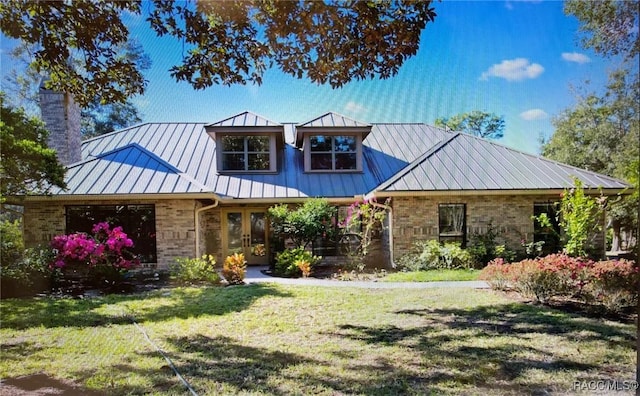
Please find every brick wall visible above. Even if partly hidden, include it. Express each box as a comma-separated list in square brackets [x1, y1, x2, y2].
[390, 194, 608, 261]
[23, 199, 198, 269]
[39, 89, 82, 165]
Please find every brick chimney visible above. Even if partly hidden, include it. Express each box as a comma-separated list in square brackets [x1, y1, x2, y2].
[39, 86, 82, 165]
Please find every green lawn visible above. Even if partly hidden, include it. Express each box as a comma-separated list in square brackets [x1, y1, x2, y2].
[383, 269, 481, 282]
[0, 284, 636, 395]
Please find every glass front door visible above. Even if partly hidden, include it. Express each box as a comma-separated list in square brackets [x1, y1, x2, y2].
[223, 209, 268, 265]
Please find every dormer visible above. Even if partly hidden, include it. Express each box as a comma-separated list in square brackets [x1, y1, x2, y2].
[295, 112, 371, 173]
[206, 112, 284, 174]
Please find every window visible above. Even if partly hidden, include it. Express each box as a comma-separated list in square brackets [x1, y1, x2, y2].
[308, 135, 359, 171]
[66, 205, 157, 263]
[439, 204, 466, 246]
[533, 202, 561, 255]
[221, 135, 273, 172]
[312, 206, 360, 256]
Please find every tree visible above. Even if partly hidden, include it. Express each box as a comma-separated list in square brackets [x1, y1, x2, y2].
[268, 198, 336, 249]
[434, 111, 505, 140]
[0, 94, 66, 199]
[3, 40, 149, 138]
[1, 1, 437, 106]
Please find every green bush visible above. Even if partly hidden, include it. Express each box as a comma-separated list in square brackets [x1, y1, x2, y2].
[397, 240, 473, 271]
[274, 247, 320, 277]
[169, 255, 220, 285]
[1, 244, 54, 298]
[467, 225, 516, 267]
[1, 220, 23, 267]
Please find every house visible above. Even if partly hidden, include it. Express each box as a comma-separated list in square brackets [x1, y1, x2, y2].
[19, 91, 630, 269]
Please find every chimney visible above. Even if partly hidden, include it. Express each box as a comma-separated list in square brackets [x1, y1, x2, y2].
[39, 86, 82, 165]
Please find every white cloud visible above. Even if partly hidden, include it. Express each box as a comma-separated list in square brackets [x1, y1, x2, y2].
[480, 58, 544, 81]
[561, 52, 591, 64]
[520, 108, 548, 121]
[344, 101, 366, 114]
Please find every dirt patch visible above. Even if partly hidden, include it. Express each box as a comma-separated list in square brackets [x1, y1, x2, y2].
[0, 373, 103, 396]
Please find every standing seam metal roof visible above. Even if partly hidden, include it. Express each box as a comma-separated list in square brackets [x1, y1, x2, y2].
[52, 115, 629, 199]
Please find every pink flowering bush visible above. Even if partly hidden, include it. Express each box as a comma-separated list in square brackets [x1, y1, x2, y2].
[50, 222, 139, 288]
[480, 253, 638, 312]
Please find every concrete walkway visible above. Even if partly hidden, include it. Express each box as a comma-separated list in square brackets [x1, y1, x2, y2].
[245, 266, 489, 289]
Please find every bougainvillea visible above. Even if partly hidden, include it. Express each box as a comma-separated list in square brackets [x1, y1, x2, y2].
[50, 222, 138, 271]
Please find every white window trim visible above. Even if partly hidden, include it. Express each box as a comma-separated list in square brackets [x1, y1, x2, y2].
[216, 134, 277, 174]
[303, 133, 363, 173]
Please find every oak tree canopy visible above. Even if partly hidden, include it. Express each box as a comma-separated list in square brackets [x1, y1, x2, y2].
[0, 0, 437, 107]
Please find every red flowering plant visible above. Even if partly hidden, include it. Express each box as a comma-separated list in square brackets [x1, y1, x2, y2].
[584, 259, 638, 312]
[50, 222, 139, 289]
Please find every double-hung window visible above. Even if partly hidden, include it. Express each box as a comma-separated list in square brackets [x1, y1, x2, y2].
[221, 135, 272, 172]
[438, 203, 466, 246]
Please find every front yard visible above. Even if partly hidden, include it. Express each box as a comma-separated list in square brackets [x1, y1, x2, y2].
[0, 284, 636, 395]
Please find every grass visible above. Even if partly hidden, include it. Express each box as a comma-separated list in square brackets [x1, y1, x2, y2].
[383, 269, 481, 282]
[1, 284, 636, 395]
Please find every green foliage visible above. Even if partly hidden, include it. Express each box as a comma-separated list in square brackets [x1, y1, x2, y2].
[274, 247, 320, 278]
[170, 255, 220, 285]
[222, 253, 246, 285]
[1, 1, 437, 105]
[268, 198, 336, 249]
[557, 179, 606, 257]
[466, 225, 516, 267]
[0, 95, 66, 198]
[397, 240, 473, 271]
[434, 110, 505, 140]
[564, 0, 639, 62]
[0, 243, 54, 297]
[0, 219, 23, 266]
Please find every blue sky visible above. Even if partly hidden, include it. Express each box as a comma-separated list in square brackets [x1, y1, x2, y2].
[2, 1, 615, 154]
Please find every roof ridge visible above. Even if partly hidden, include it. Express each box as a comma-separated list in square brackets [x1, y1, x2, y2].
[297, 111, 371, 127]
[373, 133, 460, 192]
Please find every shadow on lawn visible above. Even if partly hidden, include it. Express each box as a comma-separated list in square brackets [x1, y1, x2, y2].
[155, 334, 461, 395]
[0, 284, 291, 330]
[330, 302, 636, 395]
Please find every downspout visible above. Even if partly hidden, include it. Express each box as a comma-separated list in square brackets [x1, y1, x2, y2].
[360, 194, 395, 268]
[195, 198, 219, 257]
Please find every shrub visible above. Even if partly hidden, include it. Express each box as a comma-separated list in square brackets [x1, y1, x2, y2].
[274, 247, 320, 277]
[0, 245, 54, 298]
[222, 253, 246, 285]
[478, 258, 511, 290]
[295, 259, 312, 278]
[397, 240, 473, 271]
[481, 253, 638, 312]
[584, 259, 638, 312]
[170, 255, 220, 285]
[466, 225, 517, 268]
[50, 222, 139, 288]
[0, 220, 23, 267]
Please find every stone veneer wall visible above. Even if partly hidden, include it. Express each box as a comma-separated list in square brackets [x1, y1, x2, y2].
[23, 199, 199, 269]
[390, 194, 606, 262]
[200, 207, 222, 263]
[39, 89, 82, 166]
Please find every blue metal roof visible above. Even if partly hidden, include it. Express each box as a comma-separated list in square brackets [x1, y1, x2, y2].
[50, 115, 628, 200]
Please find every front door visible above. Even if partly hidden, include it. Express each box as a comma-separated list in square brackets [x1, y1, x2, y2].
[222, 209, 269, 265]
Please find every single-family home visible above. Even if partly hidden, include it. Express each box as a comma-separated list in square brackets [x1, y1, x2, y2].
[18, 90, 630, 269]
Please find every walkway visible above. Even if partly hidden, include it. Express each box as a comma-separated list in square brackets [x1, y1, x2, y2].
[245, 266, 489, 289]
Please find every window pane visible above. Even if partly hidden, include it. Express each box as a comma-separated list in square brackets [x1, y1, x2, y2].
[310, 153, 332, 170]
[335, 153, 357, 170]
[310, 135, 332, 151]
[334, 136, 356, 152]
[439, 204, 465, 235]
[222, 153, 245, 170]
[222, 136, 244, 152]
[247, 136, 270, 152]
[226, 212, 243, 254]
[248, 153, 270, 170]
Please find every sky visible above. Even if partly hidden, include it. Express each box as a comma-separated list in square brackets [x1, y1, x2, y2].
[1, 1, 617, 155]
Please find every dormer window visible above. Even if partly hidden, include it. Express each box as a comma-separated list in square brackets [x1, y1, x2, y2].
[221, 135, 272, 171]
[296, 112, 371, 173]
[205, 112, 284, 174]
